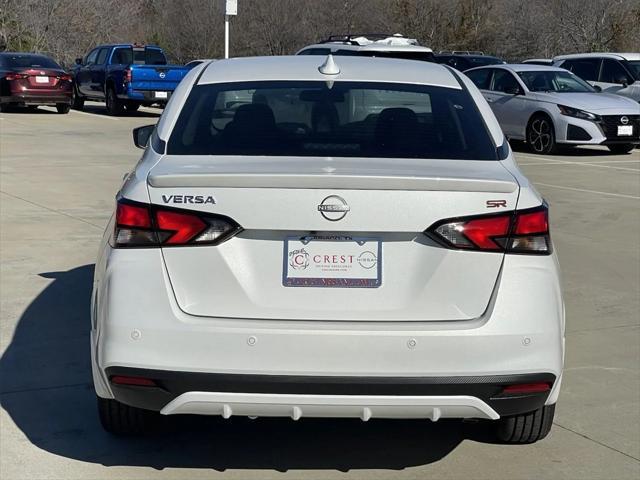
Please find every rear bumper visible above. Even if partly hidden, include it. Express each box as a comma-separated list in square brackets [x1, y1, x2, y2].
[91, 246, 565, 419]
[122, 89, 173, 103]
[106, 367, 555, 418]
[2, 92, 72, 105]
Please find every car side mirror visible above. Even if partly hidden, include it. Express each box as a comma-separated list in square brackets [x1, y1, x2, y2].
[132, 125, 155, 149]
[75, 58, 82, 65]
[593, 85, 602, 92]
[505, 86, 521, 95]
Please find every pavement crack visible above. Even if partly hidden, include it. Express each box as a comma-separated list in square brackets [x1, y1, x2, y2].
[0, 382, 91, 396]
[0, 190, 103, 229]
[554, 422, 640, 462]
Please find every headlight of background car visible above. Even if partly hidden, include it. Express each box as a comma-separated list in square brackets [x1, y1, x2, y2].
[557, 104, 601, 121]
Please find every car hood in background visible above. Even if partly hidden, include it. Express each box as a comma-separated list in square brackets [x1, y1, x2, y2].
[532, 91, 640, 112]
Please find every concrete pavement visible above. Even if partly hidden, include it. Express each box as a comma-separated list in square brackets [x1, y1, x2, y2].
[1, 104, 638, 479]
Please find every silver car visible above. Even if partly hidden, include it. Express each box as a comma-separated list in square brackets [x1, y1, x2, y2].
[465, 64, 640, 154]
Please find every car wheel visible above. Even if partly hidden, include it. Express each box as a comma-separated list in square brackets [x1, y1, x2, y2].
[527, 115, 556, 154]
[97, 396, 157, 435]
[56, 104, 71, 114]
[125, 102, 140, 113]
[496, 404, 555, 444]
[105, 87, 124, 116]
[607, 143, 635, 154]
[71, 85, 84, 110]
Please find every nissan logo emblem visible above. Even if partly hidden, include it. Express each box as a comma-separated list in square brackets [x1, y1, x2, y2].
[159, 72, 166, 79]
[317, 195, 350, 221]
[620, 116, 629, 125]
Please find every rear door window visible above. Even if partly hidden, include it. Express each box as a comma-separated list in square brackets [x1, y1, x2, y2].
[111, 48, 133, 65]
[466, 69, 493, 90]
[600, 59, 634, 84]
[168, 81, 498, 160]
[491, 70, 521, 93]
[562, 59, 600, 81]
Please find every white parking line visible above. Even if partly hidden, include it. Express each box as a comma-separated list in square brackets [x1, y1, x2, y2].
[69, 109, 120, 121]
[534, 182, 640, 200]
[515, 154, 640, 172]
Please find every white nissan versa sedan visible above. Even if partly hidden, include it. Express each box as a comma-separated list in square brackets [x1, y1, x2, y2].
[92, 55, 565, 444]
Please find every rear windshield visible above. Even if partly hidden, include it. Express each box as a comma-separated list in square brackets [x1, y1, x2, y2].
[0, 54, 60, 69]
[113, 47, 166, 65]
[335, 50, 435, 62]
[168, 81, 497, 160]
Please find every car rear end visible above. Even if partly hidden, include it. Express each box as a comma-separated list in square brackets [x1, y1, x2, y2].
[0, 53, 72, 107]
[121, 46, 189, 104]
[92, 57, 564, 442]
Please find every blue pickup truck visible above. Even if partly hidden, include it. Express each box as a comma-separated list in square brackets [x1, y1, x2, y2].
[70, 44, 189, 115]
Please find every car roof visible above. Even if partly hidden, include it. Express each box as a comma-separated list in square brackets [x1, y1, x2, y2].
[297, 43, 433, 54]
[197, 55, 459, 88]
[0, 52, 51, 57]
[437, 54, 501, 60]
[92, 44, 162, 49]
[466, 64, 567, 73]
[553, 52, 640, 62]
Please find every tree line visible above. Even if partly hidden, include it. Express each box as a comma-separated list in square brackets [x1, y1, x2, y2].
[1, 0, 639, 67]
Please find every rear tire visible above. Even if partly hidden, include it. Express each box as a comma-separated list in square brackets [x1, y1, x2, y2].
[607, 143, 635, 154]
[527, 115, 556, 155]
[71, 85, 84, 110]
[97, 396, 157, 435]
[56, 104, 71, 114]
[125, 101, 140, 113]
[496, 404, 555, 444]
[105, 86, 124, 116]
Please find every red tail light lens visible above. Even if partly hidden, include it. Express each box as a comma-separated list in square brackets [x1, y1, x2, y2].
[58, 74, 72, 82]
[6, 73, 29, 81]
[428, 205, 551, 254]
[123, 68, 132, 84]
[502, 382, 551, 394]
[113, 199, 241, 248]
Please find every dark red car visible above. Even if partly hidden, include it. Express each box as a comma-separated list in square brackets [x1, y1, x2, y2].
[0, 52, 72, 113]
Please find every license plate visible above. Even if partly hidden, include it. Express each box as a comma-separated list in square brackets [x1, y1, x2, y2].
[618, 125, 633, 136]
[35, 76, 49, 83]
[154, 91, 168, 99]
[283, 236, 381, 288]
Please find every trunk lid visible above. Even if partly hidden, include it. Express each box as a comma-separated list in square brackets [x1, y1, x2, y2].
[148, 156, 519, 321]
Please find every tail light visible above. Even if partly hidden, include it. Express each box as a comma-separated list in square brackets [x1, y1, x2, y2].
[113, 199, 242, 248]
[123, 68, 132, 84]
[58, 74, 72, 82]
[5, 73, 29, 81]
[427, 205, 551, 254]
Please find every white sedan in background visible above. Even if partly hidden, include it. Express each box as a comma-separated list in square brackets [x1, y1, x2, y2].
[465, 64, 640, 154]
[92, 55, 564, 444]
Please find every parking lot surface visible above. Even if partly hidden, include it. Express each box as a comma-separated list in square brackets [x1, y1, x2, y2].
[1, 104, 639, 479]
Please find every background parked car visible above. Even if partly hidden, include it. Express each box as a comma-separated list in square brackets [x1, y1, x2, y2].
[70, 43, 189, 115]
[465, 64, 640, 154]
[435, 53, 505, 71]
[0, 52, 72, 113]
[296, 34, 435, 62]
[553, 53, 640, 103]
[522, 59, 554, 66]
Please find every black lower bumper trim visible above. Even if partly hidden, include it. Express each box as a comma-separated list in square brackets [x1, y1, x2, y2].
[105, 367, 556, 417]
